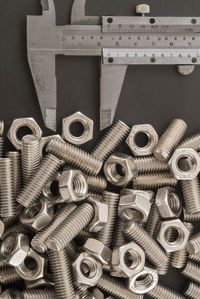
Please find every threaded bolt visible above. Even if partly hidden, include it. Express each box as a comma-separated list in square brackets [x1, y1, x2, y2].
[86, 175, 107, 193]
[97, 272, 143, 299]
[145, 203, 160, 238]
[46, 138, 102, 175]
[75, 285, 90, 299]
[96, 191, 119, 248]
[0, 121, 4, 157]
[47, 203, 94, 251]
[111, 218, 126, 248]
[182, 260, 200, 283]
[123, 221, 168, 268]
[2, 223, 29, 239]
[178, 132, 200, 151]
[133, 156, 169, 173]
[189, 253, 200, 263]
[133, 173, 177, 189]
[21, 288, 55, 299]
[171, 222, 193, 269]
[148, 283, 185, 299]
[186, 232, 200, 255]
[17, 154, 63, 208]
[0, 158, 16, 217]
[92, 120, 130, 161]
[31, 203, 76, 253]
[48, 249, 75, 299]
[184, 282, 200, 299]
[0, 266, 22, 285]
[21, 135, 40, 185]
[6, 152, 22, 196]
[154, 119, 187, 162]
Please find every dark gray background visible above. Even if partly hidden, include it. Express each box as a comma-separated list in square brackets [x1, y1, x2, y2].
[0, 0, 200, 297]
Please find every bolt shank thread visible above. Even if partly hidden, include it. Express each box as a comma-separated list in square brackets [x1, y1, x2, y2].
[17, 154, 63, 208]
[184, 282, 200, 299]
[31, 204, 76, 253]
[86, 175, 107, 193]
[0, 266, 22, 285]
[133, 173, 177, 189]
[133, 156, 169, 173]
[96, 191, 119, 248]
[21, 135, 40, 185]
[123, 221, 168, 268]
[145, 203, 160, 238]
[0, 158, 16, 217]
[92, 121, 130, 161]
[48, 249, 75, 299]
[21, 288, 55, 299]
[47, 203, 94, 251]
[178, 132, 200, 151]
[154, 119, 187, 162]
[6, 152, 22, 195]
[182, 261, 200, 283]
[148, 283, 185, 299]
[46, 138, 102, 175]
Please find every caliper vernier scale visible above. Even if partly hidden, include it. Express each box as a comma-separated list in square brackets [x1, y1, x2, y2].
[27, 0, 200, 131]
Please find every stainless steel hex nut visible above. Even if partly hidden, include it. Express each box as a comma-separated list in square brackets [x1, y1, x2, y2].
[118, 189, 153, 223]
[25, 276, 54, 289]
[62, 112, 93, 145]
[169, 148, 200, 180]
[72, 252, 102, 287]
[83, 238, 112, 265]
[20, 198, 54, 231]
[43, 173, 64, 205]
[0, 233, 29, 267]
[7, 118, 42, 150]
[126, 124, 158, 156]
[87, 196, 108, 233]
[111, 242, 145, 278]
[156, 187, 182, 219]
[157, 219, 190, 252]
[104, 153, 138, 187]
[15, 248, 47, 281]
[129, 266, 158, 294]
[59, 170, 88, 202]
[40, 135, 63, 158]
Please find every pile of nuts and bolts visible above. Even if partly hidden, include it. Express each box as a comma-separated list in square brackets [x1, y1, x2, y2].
[1, 114, 200, 298]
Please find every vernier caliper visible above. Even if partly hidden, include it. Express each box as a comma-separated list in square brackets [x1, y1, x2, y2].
[27, 0, 200, 131]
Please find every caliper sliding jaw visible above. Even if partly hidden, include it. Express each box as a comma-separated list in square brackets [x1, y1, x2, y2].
[27, 0, 200, 131]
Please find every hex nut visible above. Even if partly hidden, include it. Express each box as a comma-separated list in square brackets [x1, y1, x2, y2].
[83, 238, 112, 265]
[104, 153, 138, 187]
[129, 266, 158, 294]
[87, 196, 108, 233]
[25, 276, 54, 289]
[40, 135, 63, 158]
[126, 124, 158, 156]
[111, 242, 145, 278]
[156, 187, 182, 219]
[43, 173, 64, 205]
[0, 233, 29, 267]
[157, 219, 190, 252]
[72, 252, 103, 287]
[169, 148, 200, 180]
[7, 118, 42, 150]
[20, 198, 54, 231]
[59, 169, 88, 202]
[15, 249, 46, 281]
[62, 112, 93, 145]
[118, 189, 153, 223]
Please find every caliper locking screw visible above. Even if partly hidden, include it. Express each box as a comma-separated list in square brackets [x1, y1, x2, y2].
[153, 119, 187, 162]
[133, 172, 177, 189]
[17, 154, 63, 208]
[123, 221, 168, 269]
[46, 137, 102, 175]
[21, 135, 40, 185]
[47, 203, 94, 251]
[0, 158, 16, 218]
[92, 120, 130, 162]
[96, 191, 119, 248]
[48, 249, 75, 299]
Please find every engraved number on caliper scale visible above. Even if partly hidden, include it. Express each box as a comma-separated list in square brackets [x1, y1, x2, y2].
[27, 0, 200, 132]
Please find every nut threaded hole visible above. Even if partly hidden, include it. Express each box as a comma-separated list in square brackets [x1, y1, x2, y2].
[73, 174, 87, 197]
[108, 163, 125, 183]
[134, 131, 150, 148]
[124, 249, 141, 269]
[177, 155, 197, 174]
[0, 235, 16, 257]
[24, 201, 42, 219]
[164, 227, 185, 246]
[20, 255, 39, 277]
[134, 273, 154, 290]
[80, 259, 98, 278]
